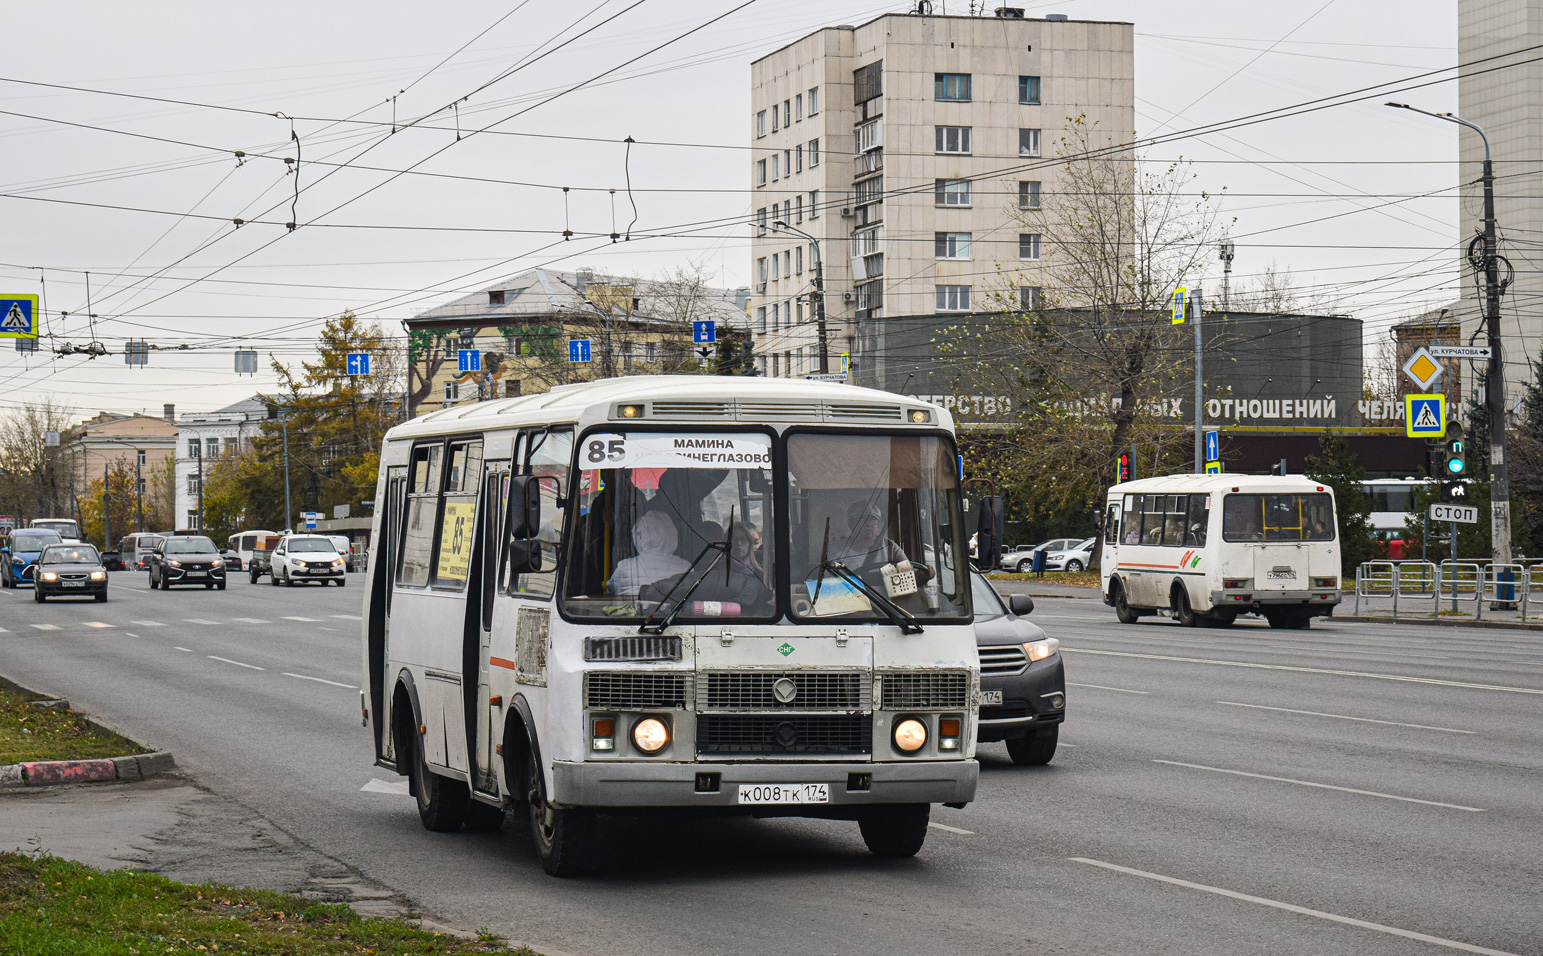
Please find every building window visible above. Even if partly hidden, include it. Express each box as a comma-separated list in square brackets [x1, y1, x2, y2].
[757, 306, 767, 332]
[756, 159, 766, 186]
[444, 381, 459, 403]
[771, 255, 780, 281]
[1020, 286, 1043, 310]
[771, 303, 780, 329]
[808, 87, 819, 115]
[1019, 233, 1042, 260]
[646, 341, 657, 362]
[1019, 128, 1041, 157]
[1019, 180, 1042, 209]
[782, 200, 790, 222]
[757, 257, 768, 284]
[936, 285, 971, 312]
[809, 241, 818, 270]
[187, 476, 201, 496]
[1019, 75, 1041, 105]
[795, 195, 804, 223]
[935, 126, 972, 154]
[137, 450, 146, 466]
[853, 176, 883, 207]
[187, 511, 200, 531]
[854, 61, 882, 104]
[205, 438, 218, 457]
[935, 178, 971, 206]
[782, 100, 790, 126]
[795, 93, 803, 120]
[783, 149, 791, 176]
[187, 439, 200, 458]
[935, 232, 972, 259]
[756, 207, 767, 234]
[934, 73, 971, 101]
[138, 478, 146, 495]
[771, 154, 779, 181]
[851, 226, 882, 258]
[856, 280, 883, 312]
[855, 119, 882, 153]
[795, 245, 804, 273]
[795, 144, 804, 172]
[756, 110, 767, 137]
[809, 189, 819, 217]
[809, 139, 820, 166]
[772, 105, 779, 132]
[783, 250, 792, 276]
[223, 438, 237, 456]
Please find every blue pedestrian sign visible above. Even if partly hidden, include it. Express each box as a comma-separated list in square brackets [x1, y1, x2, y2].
[1405, 393, 1446, 438]
[0, 295, 39, 339]
[568, 339, 592, 363]
[692, 320, 716, 344]
[346, 352, 371, 376]
[457, 349, 481, 373]
[1204, 429, 1219, 462]
[1204, 461, 1222, 475]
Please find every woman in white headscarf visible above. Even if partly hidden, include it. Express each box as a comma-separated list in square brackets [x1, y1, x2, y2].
[606, 509, 691, 596]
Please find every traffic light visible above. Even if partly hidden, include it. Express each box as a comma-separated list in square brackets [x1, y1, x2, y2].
[1444, 420, 1466, 478]
[1442, 480, 1468, 503]
[1117, 452, 1132, 483]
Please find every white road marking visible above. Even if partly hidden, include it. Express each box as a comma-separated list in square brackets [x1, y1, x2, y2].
[1068, 681, 1150, 695]
[331, 614, 363, 621]
[126, 633, 138, 638]
[29, 624, 60, 631]
[81, 621, 114, 629]
[207, 655, 265, 671]
[318, 627, 337, 632]
[283, 672, 357, 689]
[132, 621, 164, 627]
[183, 618, 222, 626]
[230, 617, 270, 624]
[1152, 760, 1486, 812]
[173, 646, 193, 652]
[360, 778, 411, 796]
[282, 616, 321, 622]
[1215, 700, 1475, 734]
[0, 626, 10, 633]
[1063, 648, 1543, 696]
[928, 822, 974, 835]
[1071, 858, 1521, 956]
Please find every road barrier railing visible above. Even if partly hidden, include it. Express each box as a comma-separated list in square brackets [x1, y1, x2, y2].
[1437, 561, 1484, 617]
[1394, 561, 1438, 618]
[1480, 563, 1526, 618]
[1354, 561, 1396, 615]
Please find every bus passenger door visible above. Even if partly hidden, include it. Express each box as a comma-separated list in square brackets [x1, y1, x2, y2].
[371, 466, 408, 763]
[473, 461, 509, 791]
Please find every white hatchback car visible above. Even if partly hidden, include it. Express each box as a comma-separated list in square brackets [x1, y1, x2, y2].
[269, 534, 347, 587]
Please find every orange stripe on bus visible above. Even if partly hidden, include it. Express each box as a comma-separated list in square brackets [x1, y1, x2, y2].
[490, 656, 517, 670]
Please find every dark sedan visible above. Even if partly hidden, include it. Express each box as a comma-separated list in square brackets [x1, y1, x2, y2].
[972, 573, 1066, 765]
[34, 544, 109, 603]
[146, 535, 228, 590]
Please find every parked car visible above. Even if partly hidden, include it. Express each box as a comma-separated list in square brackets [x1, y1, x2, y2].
[145, 535, 228, 590]
[1, 529, 64, 588]
[117, 533, 166, 571]
[998, 538, 1083, 572]
[269, 534, 347, 587]
[971, 573, 1065, 764]
[1044, 537, 1096, 572]
[33, 544, 109, 603]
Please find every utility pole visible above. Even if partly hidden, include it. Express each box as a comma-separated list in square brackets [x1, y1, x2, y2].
[135, 450, 142, 533]
[102, 460, 110, 551]
[281, 411, 293, 533]
[1192, 286, 1204, 474]
[769, 219, 828, 373]
[1386, 102, 1513, 572]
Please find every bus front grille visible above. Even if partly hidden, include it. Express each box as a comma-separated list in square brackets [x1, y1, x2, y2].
[584, 672, 690, 710]
[879, 671, 971, 709]
[696, 715, 872, 755]
[698, 671, 871, 711]
[584, 636, 682, 662]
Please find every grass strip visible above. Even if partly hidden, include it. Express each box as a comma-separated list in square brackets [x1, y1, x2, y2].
[987, 570, 1101, 588]
[0, 683, 144, 765]
[0, 851, 532, 955]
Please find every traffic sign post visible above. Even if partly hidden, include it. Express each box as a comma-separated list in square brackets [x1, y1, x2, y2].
[568, 339, 592, 363]
[457, 349, 481, 373]
[1401, 347, 1444, 391]
[1430, 503, 1479, 523]
[346, 352, 371, 376]
[1204, 461, 1222, 475]
[1405, 394, 1446, 438]
[302, 511, 321, 530]
[692, 321, 716, 344]
[0, 295, 39, 339]
[1204, 429, 1219, 464]
[1429, 344, 1492, 360]
[1171, 287, 1187, 325]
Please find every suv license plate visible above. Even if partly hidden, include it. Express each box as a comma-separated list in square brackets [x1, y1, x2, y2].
[978, 689, 1003, 705]
[736, 783, 829, 805]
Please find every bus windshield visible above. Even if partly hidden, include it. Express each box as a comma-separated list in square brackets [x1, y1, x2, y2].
[562, 431, 777, 621]
[1222, 493, 1336, 542]
[786, 432, 968, 622]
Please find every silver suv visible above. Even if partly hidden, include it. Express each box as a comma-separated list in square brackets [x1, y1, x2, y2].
[269, 534, 347, 587]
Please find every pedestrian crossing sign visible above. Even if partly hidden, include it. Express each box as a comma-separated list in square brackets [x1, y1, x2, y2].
[1405, 393, 1446, 438]
[0, 295, 38, 339]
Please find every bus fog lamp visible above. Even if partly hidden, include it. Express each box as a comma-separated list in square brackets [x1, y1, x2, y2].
[938, 717, 962, 751]
[632, 717, 669, 754]
[893, 718, 928, 753]
[591, 717, 616, 751]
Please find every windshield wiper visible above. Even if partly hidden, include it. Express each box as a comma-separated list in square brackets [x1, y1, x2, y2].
[638, 540, 729, 635]
[817, 560, 925, 635]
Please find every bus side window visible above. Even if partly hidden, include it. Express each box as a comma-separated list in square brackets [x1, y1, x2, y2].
[1106, 504, 1121, 545]
[1121, 494, 1143, 544]
[1142, 495, 1165, 545]
[398, 443, 443, 588]
[513, 428, 571, 600]
[1186, 494, 1208, 546]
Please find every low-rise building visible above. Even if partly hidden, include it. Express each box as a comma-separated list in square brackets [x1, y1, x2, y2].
[64, 406, 178, 521]
[175, 396, 274, 531]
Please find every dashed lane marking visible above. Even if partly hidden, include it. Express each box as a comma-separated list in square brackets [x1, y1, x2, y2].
[928, 822, 974, 835]
[207, 655, 265, 671]
[282, 616, 321, 622]
[331, 614, 363, 621]
[1062, 647, 1543, 696]
[132, 621, 164, 627]
[126, 633, 138, 638]
[183, 618, 221, 626]
[1151, 760, 1486, 812]
[231, 617, 270, 624]
[173, 646, 192, 652]
[82, 622, 114, 629]
[283, 672, 357, 689]
[360, 778, 410, 796]
[318, 627, 337, 632]
[1071, 858, 1521, 955]
[1068, 681, 1150, 695]
[29, 624, 60, 631]
[1215, 700, 1476, 734]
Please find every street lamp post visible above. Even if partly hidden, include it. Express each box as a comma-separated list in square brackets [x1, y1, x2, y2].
[81, 435, 145, 542]
[769, 219, 828, 374]
[1386, 102, 1513, 569]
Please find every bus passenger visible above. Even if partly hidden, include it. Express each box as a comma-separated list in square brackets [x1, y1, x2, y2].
[729, 522, 763, 578]
[606, 510, 690, 596]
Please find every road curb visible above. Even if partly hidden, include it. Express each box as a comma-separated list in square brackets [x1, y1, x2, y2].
[1, 672, 177, 789]
[1336, 614, 1543, 632]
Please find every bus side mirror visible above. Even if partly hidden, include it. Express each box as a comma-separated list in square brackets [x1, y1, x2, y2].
[506, 476, 542, 539]
[506, 539, 546, 576]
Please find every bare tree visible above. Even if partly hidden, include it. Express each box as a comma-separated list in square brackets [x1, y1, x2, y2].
[0, 399, 75, 520]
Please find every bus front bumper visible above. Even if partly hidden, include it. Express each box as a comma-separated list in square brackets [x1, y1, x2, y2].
[552, 758, 978, 809]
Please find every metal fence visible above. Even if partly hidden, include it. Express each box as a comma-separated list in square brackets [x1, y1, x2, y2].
[1354, 560, 1540, 621]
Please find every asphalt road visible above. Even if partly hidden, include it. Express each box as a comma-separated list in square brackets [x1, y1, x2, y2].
[2, 571, 1541, 956]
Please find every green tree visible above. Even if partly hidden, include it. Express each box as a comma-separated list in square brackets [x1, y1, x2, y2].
[1304, 430, 1378, 570]
[77, 461, 140, 549]
[1504, 352, 1543, 557]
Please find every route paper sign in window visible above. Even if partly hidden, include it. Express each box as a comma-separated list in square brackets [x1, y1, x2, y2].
[435, 500, 476, 586]
[581, 433, 772, 470]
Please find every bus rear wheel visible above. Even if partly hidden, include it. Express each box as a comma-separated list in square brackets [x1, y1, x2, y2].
[1172, 585, 1197, 627]
[858, 803, 930, 857]
[526, 746, 597, 877]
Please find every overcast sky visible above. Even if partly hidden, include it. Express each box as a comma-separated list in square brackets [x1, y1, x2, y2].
[0, 0, 1461, 417]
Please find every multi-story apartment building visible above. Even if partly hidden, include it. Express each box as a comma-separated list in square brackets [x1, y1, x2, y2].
[749, 8, 1134, 380]
[175, 396, 273, 531]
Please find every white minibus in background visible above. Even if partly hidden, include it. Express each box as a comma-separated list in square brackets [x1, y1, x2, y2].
[30, 518, 81, 543]
[228, 529, 279, 571]
[1103, 474, 1342, 629]
[361, 376, 979, 875]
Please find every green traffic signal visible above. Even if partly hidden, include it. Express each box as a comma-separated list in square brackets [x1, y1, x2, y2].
[1444, 437, 1466, 476]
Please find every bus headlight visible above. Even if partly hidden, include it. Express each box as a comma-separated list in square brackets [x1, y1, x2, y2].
[893, 718, 928, 753]
[632, 717, 670, 754]
[1024, 637, 1060, 662]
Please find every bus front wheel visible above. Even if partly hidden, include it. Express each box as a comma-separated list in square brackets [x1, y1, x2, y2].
[1112, 581, 1139, 625]
[526, 746, 598, 877]
[858, 803, 930, 858]
[410, 728, 469, 832]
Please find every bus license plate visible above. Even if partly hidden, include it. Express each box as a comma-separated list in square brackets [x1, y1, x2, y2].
[736, 783, 829, 805]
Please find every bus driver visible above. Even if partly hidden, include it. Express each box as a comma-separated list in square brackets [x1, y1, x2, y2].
[605, 510, 690, 596]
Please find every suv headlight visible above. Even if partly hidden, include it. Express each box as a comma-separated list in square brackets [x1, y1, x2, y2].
[1024, 637, 1060, 662]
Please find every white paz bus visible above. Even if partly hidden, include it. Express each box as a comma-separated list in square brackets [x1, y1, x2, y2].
[1102, 473, 1342, 629]
[361, 376, 979, 875]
